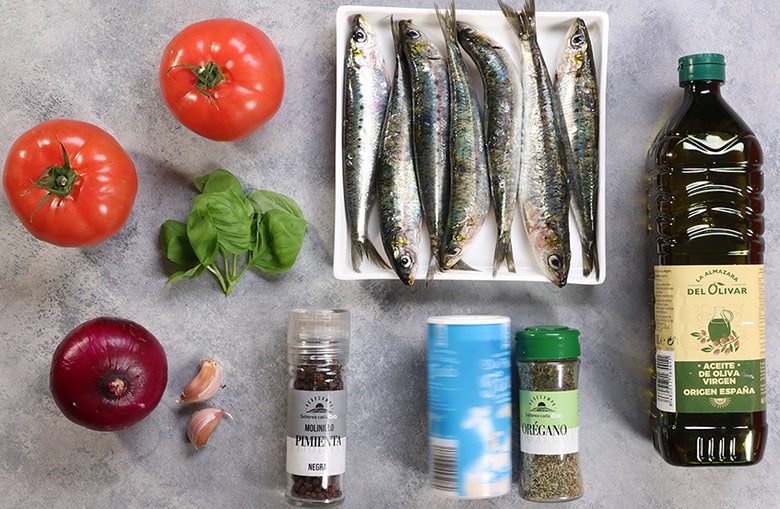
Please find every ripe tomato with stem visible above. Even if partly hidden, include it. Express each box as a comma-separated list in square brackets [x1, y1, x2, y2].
[159, 18, 285, 141]
[3, 119, 137, 247]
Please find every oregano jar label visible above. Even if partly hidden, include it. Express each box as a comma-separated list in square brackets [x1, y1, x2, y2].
[519, 390, 579, 455]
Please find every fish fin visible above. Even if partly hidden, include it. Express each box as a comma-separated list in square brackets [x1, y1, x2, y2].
[582, 239, 599, 279]
[350, 241, 364, 273]
[434, 1, 457, 44]
[449, 259, 477, 271]
[426, 252, 440, 282]
[351, 239, 390, 272]
[499, 0, 535, 39]
[390, 15, 400, 50]
[581, 249, 592, 277]
[492, 236, 516, 277]
[367, 239, 391, 270]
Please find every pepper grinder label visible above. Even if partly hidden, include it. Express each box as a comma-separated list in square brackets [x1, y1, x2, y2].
[286, 389, 347, 476]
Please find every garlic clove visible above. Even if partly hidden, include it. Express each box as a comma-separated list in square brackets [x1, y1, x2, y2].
[188, 408, 232, 450]
[178, 359, 223, 403]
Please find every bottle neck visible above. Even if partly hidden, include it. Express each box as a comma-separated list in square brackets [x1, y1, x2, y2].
[681, 79, 723, 96]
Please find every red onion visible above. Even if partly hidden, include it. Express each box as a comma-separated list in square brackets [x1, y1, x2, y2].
[50, 317, 168, 431]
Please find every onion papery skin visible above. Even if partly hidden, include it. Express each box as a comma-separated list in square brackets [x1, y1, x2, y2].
[50, 317, 168, 431]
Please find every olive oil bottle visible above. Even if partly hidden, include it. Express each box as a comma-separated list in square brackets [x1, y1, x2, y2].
[647, 53, 766, 465]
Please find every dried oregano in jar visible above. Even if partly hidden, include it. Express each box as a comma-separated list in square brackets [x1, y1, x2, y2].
[286, 309, 349, 506]
[516, 326, 583, 502]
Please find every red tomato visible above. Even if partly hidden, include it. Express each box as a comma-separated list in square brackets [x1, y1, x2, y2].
[3, 119, 138, 247]
[159, 18, 285, 141]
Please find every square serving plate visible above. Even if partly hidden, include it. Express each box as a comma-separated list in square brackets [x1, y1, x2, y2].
[333, 5, 609, 284]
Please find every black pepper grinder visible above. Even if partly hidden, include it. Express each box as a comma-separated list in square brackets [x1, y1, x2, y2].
[285, 309, 349, 506]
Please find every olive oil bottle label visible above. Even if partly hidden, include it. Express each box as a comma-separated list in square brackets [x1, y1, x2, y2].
[519, 390, 579, 455]
[286, 390, 347, 476]
[654, 265, 765, 413]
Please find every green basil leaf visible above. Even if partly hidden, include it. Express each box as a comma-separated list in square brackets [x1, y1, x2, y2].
[246, 189, 304, 219]
[194, 169, 244, 199]
[186, 201, 219, 265]
[190, 191, 254, 255]
[160, 219, 199, 267]
[162, 167, 307, 293]
[250, 209, 307, 274]
[166, 264, 206, 284]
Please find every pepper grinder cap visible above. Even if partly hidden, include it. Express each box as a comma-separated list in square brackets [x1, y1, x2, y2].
[516, 326, 580, 360]
[287, 308, 350, 363]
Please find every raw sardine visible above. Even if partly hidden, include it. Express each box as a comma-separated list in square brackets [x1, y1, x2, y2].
[435, 2, 490, 271]
[377, 18, 423, 286]
[555, 18, 600, 278]
[343, 14, 390, 272]
[399, 20, 450, 281]
[500, 0, 571, 287]
[457, 21, 523, 276]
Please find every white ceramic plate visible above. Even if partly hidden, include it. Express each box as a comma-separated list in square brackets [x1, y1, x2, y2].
[333, 5, 609, 284]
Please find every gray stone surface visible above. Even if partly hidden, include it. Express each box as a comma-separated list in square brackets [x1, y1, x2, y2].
[0, 1, 777, 508]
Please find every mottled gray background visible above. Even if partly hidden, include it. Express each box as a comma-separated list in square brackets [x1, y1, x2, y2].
[1, 1, 777, 508]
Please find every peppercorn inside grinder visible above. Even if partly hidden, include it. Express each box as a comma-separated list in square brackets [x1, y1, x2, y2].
[285, 309, 349, 506]
[516, 326, 583, 502]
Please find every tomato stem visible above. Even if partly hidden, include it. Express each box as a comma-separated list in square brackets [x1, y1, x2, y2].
[172, 61, 225, 109]
[26, 141, 78, 221]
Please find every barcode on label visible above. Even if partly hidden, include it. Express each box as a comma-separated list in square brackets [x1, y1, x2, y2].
[655, 350, 676, 412]
[430, 438, 458, 493]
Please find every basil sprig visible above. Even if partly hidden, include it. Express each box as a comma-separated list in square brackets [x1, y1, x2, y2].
[160, 169, 307, 295]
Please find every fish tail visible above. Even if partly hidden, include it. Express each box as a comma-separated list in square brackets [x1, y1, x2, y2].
[351, 239, 389, 272]
[426, 251, 440, 282]
[499, 0, 535, 39]
[434, 1, 457, 44]
[582, 239, 599, 278]
[350, 240, 365, 272]
[390, 15, 400, 49]
[492, 235, 516, 276]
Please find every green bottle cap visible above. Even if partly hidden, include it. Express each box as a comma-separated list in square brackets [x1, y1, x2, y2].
[678, 53, 725, 83]
[516, 326, 581, 360]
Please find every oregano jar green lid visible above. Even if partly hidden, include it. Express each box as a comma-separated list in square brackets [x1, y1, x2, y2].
[516, 326, 581, 360]
[678, 53, 725, 84]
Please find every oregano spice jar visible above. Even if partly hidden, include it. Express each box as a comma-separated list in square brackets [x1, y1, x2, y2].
[516, 326, 583, 502]
[286, 309, 349, 506]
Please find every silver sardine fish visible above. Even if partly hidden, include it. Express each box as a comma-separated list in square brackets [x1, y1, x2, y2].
[435, 1, 490, 271]
[457, 21, 523, 277]
[343, 14, 390, 272]
[500, 0, 571, 287]
[377, 18, 423, 286]
[555, 17, 599, 278]
[399, 19, 451, 281]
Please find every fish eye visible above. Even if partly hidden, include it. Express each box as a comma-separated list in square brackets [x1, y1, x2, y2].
[571, 33, 585, 47]
[547, 254, 563, 271]
[408, 28, 420, 39]
[399, 255, 413, 269]
[447, 246, 462, 257]
[354, 29, 367, 43]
